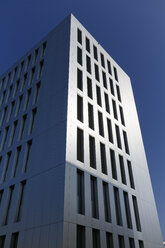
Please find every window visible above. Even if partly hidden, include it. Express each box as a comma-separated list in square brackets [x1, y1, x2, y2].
[106, 232, 114, 248]
[34, 81, 41, 104]
[116, 85, 122, 102]
[7, 101, 15, 122]
[107, 118, 113, 143]
[118, 235, 125, 248]
[100, 143, 107, 174]
[77, 128, 84, 163]
[2, 151, 12, 182]
[1, 106, 7, 126]
[109, 78, 114, 96]
[132, 196, 141, 231]
[123, 131, 130, 154]
[77, 95, 83, 122]
[87, 77, 92, 99]
[115, 125, 122, 149]
[114, 187, 122, 225]
[6, 85, 13, 103]
[30, 66, 36, 84]
[0, 235, 6, 248]
[112, 100, 118, 120]
[110, 149, 117, 180]
[0, 189, 4, 207]
[10, 232, 19, 248]
[113, 66, 118, 82]
[18, 61, 24, 77]
[103, 182, 111, 222]
[15, 180, 26, 222]
[138, 240, 144, 248]
[24, 88, 32, 110]
[127, 161, 135, 189]
[29, 108, 37, 134]
[86, 37, 90, 53]
[77, 47, 82, 65]
[23, 140, 32, 173]
[98, 111, 104, 137]
[102, 71, 107, 88]
[77, 225, 85, 248]
[123, 191, 132, 229]
[88, 103, 94, 130]
[26, 55, 31, 70]
[5, 72, 11, 88]
[77, 68, 83, 91]
[94, 64, 100, 81]
[90, 176, 99, 218]
[38, 60, 44, 78]
[107, 60, 112, 75]
[12, 67, 18, 82]
[119, 106, 125, 126]
[41, 41, 47, 57]
[119, 155, 127, 185]
[77, 170, 85, 215]
[13, 79, 20, 97]
[33, 48, 39, 64]
[3, 185, 15, 225]
[89, 136, 96, 169]
[86, 55, 91, 74]
[1, 126, 9, 151]
[104, 93, 110, 113]
[12, 146, 22, 178]
[15, 95, 23, 116]
[77, 29, 82, 44]
[93, 45, 98, 60]
[21, 73, 28, 91]
[129, 238, 135, 248]
[19, 114, 27, 140]
[92, 229, 100, 248]
[100, 53, 105, 68]
[96, 86, 102, 106]
[1, 90, 6, 106]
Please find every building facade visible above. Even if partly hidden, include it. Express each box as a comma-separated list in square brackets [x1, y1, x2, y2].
[0, 14, 163, 248]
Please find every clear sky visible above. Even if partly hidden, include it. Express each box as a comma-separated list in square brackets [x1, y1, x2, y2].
[0, 0, 165, 240]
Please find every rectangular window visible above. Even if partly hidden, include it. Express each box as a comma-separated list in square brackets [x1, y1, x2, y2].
[107, 60, 112, 75]
[88, 103, 94, 130]
[7, 101, 15, 122]
[3, 185, 15, 225]
[1, 126, 9, 151]
[93, 45, 98, 60]
[1, 106, 7, 126]
[92, 229, 100, 248]
[33, 48, 39, 64]
[77, 68, 83, 91]
[119, 106, 125, 126]
[96, 86, 102, 106]
[13, 79, 20, 97]
[12, 146, 22, 178]
[77, 128, 84, 163]
[12, 67, 17, 82]
[6, 85, 13, 103]
[77, 47, 82, 65]
[138, 240, 144, 248]
[26, 55, 31, 70]
[29, 67, 36, 85]
[23, 140, 32, 173]
[132, 196, 141, 231]
[106, 233, 113, 248]
[24, 88, 32, 110]
[87, 77, 92, 99]
[123, 131, 130, 154]
[1, 90, 6, 106]
[112, 100, 118, 120]
[86, 37, 90, 53]
[119, 155, 127, 185]
[77, 170, 85, 215]
[18, 61, 24, 77]
[2, 151, 12, 182]
[90, 176, 99, 219]
[5, 72, 11, 88]
[89, 136, 96, 169]
[107, 118, 113, 143]
[38, 60, 44, 79]
[77, 29, 82, 44]
[29, 108, 37, 134]
[98, 111, 104, 137]
[21, 73, 28, 91]
[0, 235, 6, 248]
[113, 66, 118, 82]
[115, 125, 122, 149]
[100, 143, 107, 174]
[103, 182, 111, 222]
[104, 93, 110, 113]
[123, 191, 132, 229]
[127, 161, 135, 189]
[109, 79, 114, 96]
[10, 232, 19, 248]
[100, 53, 105, 68]
[0, 189, 4, 207]
[94, 64, 100, 81]
[77, 225, 85, 248]
[86, 55, 91, 74]
[41, 41, 47, 57]
[102, 71, 107, 88]
[110, 149, 117, 180]
[118, 235, 125, 248]
[114, 187, 122, 225]
[0, 77, 5, 91]
[34, 81, 41, 104]
[116, 85, 122, 102]
[19, 114, 27, 140]
[15, 95, 23, 116]
[77, 95, 83, 122]
[129, 238, 135, 248]
[15, 180, 26, 222]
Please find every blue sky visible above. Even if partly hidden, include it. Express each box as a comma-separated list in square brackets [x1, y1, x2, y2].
[0, 0, 165, 240]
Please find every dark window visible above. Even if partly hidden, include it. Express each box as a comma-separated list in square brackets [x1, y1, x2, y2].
[94, 64, 100, 81]
[19, 114, 27, 140]
[118, 235, 125, 248]
[26, 55, 31, 70]
[119, 106, 125, 126]
[129, 238, 135, 248]
[103, 182, 111, 222]
[77, 128, 84, 163]
[91, 176, 99, 219]
[104, 93, 110, 113]
[98, 111, 104, 137]
[41, 41, 47, 57]
[12, 67, 17, 82]
[7, 101, 15, 122]
[0, 235, 6, 248]
[77, 29, 82, 44]
[6, 85, 13, 102]
[123, 131, 130, 154]
[13, 79, 20, 97]
[77, 95, 83, 122]
[1, 106, 7, 126]
[88, 103, 94, 130]
[24, 88, 32, 110]
[138, 240, 144, 248]
[1, 126, 9, 151]
[10, 232, 19, 248]
[15, 95, 23, 116]
[93, 45, 98, 60]
[112, 100, 118, 120]
[127, 161, 135, 189]
[3, 185, 15, 225]
[15, 180, 26, 222]
[12, 146, 22, 178]
[86, 37, 90, 53]
[34, 81, 41, 104]
[110, 149, 117, 180]
[38, 60, 44, 78]
[114, 187, 122, 225]
[89, 136, 96, 169]
[92, 229, 100, 248]
[96, 86, 102, 106]
[107, 118, 113, 143]
[113, 66, 118, 82]
[77, 225, 85, 248]
[87, 77, 93, 99]
[77, 47, 82, 65]
[115, 125, 122, 149]
[21, 73, 28, 91]
[100, 143, 107, 174]
[77, 170, 85, 215]
[23, 140, 32, 173]
[86, 55, 91, 74]
[2, 151, 12, 182]
[77, 69, 83, 91]
[0, 189, 4, 207]
[102, 71, 107, 88]
[107, 60, 112, 75]
[29, 108, 37, 134]
[100, 53, 105, 68]
[123, 191, 132, 229]
[33, 48, 39, 64]
[19, 61, 24, 77]
[106, 232, 114, 248]
[119, 155, 127, 185]
[116, 85, 122, 102]
[132, 196, 142, 231]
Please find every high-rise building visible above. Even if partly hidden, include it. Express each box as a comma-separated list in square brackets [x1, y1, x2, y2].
[0, 14, 163, 248]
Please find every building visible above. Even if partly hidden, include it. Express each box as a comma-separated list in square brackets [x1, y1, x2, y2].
[0, 14, 163, 248]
